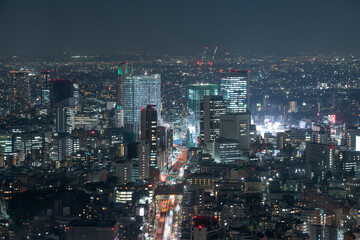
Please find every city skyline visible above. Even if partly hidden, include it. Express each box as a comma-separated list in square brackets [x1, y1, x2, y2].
[1, 1, 360, 240]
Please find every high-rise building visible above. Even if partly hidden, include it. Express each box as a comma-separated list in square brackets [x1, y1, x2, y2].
[124, 73, 161, 141]
[188, 83, 219, 142]
[50, 79, 76, 134]
[156, 126, 173, 169]
[214, 138, 241, 163]
[200, 95, 227, 145]
[8, 70, 30, 114]
[138, 140, 150, 179]
[220, 113, 251, 150]
[141, 105, 158, 168]
[306, 143, 334, 179]
[345, 127, 360, 150]
[116, 63, 133, 108]
[289, 101, 297, 113]
[0, 133, 13, 153]
[55, 98, 76, 133]
[341, 151, 360, 178]
[220, 70, 249, 113]
[50, 79, 74, 106]
[51, 133, 73, 162]
[188, 83, 219, 117]
[40, 71, 51, 106]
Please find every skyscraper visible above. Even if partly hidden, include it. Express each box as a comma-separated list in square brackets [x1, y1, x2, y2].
[8, 70, 30, 114]
[200, 95, 227, 145]
[141, 105, 158, 168]
[124, 73, 161, 141]
[220, 113, 251, 150]
[40, 70, 51, 106]
[188, 83, 219, 117]
[50, 79, 76, 134]
[116, 63, 133, 108]
[188, 83, 219, 143]
[50, 79, 74, 106]
[306, 143, 334, 179]
[220, 70, 249, 113]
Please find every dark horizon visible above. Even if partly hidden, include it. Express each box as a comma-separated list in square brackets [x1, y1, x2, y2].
[1, 0, 360, 56]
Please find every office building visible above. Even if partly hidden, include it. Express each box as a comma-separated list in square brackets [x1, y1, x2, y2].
[220, 70, 249, 113]
[220, 113, 251, 150]
[50, 79, 74, 106]
[289, 101, 297, 113]
[345, 127, 360, 150]
[0, 133, 13, 153]
[214, 138, 241, 163]
[115, 161, 139, 184]
[51, 134, 73, 162]
[116, 63, 133, 108]
[138, 140, 150, 179]
[40, 70, 51, 106]
[141, 105, 158, 168]
[188, 83, 219, 117]
[341, 151, 360, 178]
[124, 73, 161, 141]
[200, 95, 227, 145]
[306, 143, 334, 179]
[55, 98, 76, 133]
[311, 131, 330, 145]
[9, 70, 30, 114]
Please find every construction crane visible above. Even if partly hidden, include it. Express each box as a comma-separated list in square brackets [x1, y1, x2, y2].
[209, 46, 218, 73]
[197, 46, 208, 74]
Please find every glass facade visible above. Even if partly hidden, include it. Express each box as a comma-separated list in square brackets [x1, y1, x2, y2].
[188, 83, 219, 116]
[124, 74, 161, 141]
[41, 71, 51, 106]
[200, 95, 227, 144]
[220, 70, 249, 113]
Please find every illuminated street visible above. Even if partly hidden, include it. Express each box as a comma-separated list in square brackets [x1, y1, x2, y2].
[146, 144, 187, 240]
[152, 194, 183, 240]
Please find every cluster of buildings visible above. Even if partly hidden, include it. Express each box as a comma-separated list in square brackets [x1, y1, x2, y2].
[0, 53, 359, 240]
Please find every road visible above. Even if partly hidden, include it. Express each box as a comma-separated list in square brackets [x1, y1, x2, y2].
[146, 145, 187, 240]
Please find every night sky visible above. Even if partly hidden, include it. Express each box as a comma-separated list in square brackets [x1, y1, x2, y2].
[1, 0, 360, 55]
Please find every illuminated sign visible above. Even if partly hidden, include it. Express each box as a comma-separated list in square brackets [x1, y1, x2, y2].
[329, 115, 336, 124]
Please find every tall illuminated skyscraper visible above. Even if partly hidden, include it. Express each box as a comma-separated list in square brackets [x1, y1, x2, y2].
[8, 70, 30, 114]
[220, 70, 249, 113]
[40, 70, 51, 106]
[124, 73, 161, 141]
[200, 95, 227, 145]
[141, 105, 158, 168]
[116, 63, 133, 108]
[188, 83, 219, 144]
[116, 63, 132, 128]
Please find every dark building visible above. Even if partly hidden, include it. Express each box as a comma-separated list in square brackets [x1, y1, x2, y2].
[192, 216, 221, 240]
[8, 70, 30, 114]
[200, 95, 227, 145]
[141, 105, 158, 168]
[306, 143, 334, 179]
[50, 79, 74, 106]
[40, 70, 51, 106]
[66, 220, 119, 240]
